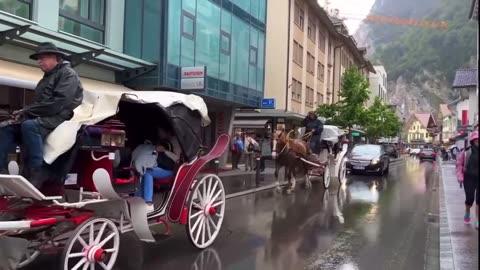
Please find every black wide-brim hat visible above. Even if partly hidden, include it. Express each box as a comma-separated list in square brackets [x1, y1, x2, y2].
[29, 42, 69, 60]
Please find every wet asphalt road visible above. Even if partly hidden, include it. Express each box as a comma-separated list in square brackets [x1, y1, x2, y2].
[28, 158, 440, 270]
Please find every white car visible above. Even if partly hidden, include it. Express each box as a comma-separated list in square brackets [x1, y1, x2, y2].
[410, 148, 421, 156]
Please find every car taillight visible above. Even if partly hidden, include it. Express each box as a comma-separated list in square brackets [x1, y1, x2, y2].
[101, 130, 126, 147]
[420, 152, 424, 156]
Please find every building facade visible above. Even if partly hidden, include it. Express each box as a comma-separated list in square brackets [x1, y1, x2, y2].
[367, 65, 387, 107]
[123, 0, 267, 150]
[405, 113, 437, 145]
[234, 0, 374, 132]
[439, 104, 456, 143]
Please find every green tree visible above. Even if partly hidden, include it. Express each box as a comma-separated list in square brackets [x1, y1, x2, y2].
[364, 97, 402, 142]
[336, 67, 371, 132]
[315, 103, 342, 125]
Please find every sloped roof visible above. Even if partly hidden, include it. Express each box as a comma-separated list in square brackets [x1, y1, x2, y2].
[414, 113, 435, 128]
[452, 68, 478, 88]
[439, 104, 452, 117]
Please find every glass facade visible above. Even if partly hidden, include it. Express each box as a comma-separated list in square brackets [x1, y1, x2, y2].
[0, 0, 31, 19]
[59, 0, 106, 43]
[124, 0, 266, 108]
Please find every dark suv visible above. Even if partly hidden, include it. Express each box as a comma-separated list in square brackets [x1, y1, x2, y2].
[384, 144, 399, 159]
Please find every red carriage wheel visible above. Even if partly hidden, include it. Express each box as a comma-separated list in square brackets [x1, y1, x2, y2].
[186, 174, 226, 249]
[60, 217, 120, 270]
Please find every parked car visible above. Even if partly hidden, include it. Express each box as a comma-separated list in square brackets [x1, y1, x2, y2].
[347, 144, 390, 175]
[419, 148, 437, 161]
[410, 148, 421, 157]
[384, 144, 399, 159]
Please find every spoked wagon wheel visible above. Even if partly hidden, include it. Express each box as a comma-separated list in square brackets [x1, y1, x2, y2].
[187, 174, 226, 249]
[323, 164, 331, 189]
[338, 158, 347, 185]
[61, 218, 120, 270]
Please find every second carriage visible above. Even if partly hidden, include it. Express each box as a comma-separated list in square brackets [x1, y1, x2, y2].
[296, 125, 349, 189]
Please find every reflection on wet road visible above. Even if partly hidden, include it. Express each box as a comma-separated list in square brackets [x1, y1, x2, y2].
[29, 158, 440, 270]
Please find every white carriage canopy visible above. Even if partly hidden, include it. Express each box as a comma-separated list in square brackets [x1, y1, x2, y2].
[44, 91, 211, 164]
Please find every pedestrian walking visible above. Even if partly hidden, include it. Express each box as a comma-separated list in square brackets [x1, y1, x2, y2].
[244, 132, 259, 171]
[231, 133, 243, 169]
[455, 131, 479, 229]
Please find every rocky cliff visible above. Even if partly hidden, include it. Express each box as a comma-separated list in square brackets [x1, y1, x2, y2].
[354, 0, 477, 120]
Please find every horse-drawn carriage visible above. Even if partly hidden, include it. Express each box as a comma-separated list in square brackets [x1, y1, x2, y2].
[271, 125, 349, 194]
[0, 91, 229, 270]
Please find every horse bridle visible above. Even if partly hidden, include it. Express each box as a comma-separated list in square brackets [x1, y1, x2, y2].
[272, 130, 294, 158]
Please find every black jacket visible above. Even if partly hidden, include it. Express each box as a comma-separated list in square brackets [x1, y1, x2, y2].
[23, 62, 83, 136]
[302, 116, 324, 136]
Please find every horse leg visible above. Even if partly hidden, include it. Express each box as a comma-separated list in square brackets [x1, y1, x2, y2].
[274, 162, 282, 193]
[286, 167, 293, 195]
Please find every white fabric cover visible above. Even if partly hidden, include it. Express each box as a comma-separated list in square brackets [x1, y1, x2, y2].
[43, 90, 211, 164]
[296, 125, 342, 143]
[320, 125, 342, 143]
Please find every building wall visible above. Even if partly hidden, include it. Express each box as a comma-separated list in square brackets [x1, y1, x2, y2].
[407, 120, 433, 143]
[367, 65, 387, 107]
[265, 0, 337, 115]
[264, 0, 289, 111]
[441, 116, 456, 142]
[468, 88, 478, 126]
[123, 0, 266, 108]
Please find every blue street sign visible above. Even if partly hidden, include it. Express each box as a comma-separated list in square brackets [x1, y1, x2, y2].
[261, 98, 276, 109]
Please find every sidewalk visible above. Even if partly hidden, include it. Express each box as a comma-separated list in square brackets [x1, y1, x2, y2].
[439, 160, 478, 270]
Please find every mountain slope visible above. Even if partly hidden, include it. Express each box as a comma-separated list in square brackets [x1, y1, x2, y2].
[355, 0, 477, 119]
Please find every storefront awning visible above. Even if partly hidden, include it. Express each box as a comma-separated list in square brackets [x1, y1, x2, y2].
[233, 119, 268, 128]
[0, 59, 132, 93]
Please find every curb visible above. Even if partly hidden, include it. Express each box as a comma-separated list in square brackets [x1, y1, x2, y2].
[438, 160, 455, 270]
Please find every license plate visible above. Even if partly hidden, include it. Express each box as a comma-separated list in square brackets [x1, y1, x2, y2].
[353, 166, 365, 170]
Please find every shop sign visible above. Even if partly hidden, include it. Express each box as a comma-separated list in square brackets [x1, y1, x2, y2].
[180, 66, 206, 90]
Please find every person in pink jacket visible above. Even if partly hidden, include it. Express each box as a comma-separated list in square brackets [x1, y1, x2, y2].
[456, 130, 479, 229]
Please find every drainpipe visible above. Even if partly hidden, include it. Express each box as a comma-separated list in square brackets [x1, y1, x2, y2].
[285, 0, 292, 112]
[332, 44, 344, 103]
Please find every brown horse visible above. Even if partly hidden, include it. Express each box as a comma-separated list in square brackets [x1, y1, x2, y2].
[271, 129, 311, 194]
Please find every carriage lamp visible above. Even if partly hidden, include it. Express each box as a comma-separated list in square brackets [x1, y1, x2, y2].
[101, 129, 126, 147]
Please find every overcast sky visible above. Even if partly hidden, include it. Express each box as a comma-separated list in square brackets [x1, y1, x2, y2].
[318, 0, 376, 34]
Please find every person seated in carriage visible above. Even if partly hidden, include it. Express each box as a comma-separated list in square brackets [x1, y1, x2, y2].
[132, 127, 181, 213]
[302, 111, 324, 155]
[0, 42, 83, 188]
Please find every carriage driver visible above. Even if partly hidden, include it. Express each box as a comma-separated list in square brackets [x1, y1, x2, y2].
[302, 111, 324, 155]
[0, 42, 83, 188]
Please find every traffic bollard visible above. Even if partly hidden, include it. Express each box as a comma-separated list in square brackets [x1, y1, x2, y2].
[255, 156, 261, 187]
[214, 159, 219, 175]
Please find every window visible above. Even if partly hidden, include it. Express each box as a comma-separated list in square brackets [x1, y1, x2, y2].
[220, 30, 231, 55]
[0, 0, 31, 19]
[292, 79, 302, 101]
[378, 85, 381, 97]
[182, 11, 195, 39]
[318, 31, 326, 52]
[306, 53, 315, 74]
[306, 86, 314, 107]
[317, 62, 324, 81]
[293, 41, 303, 66]
[307, 18, 316, 43]
[317, 92, 324, 105]
[294, 2, 304, 30]
[59, 0, 105, 43]
[249, 46, 258, 66]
